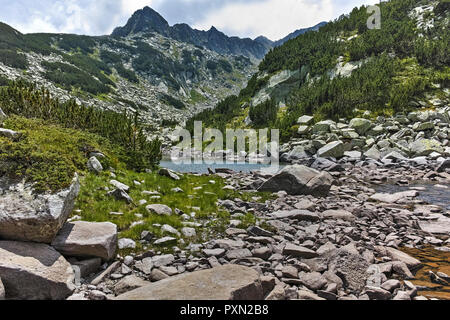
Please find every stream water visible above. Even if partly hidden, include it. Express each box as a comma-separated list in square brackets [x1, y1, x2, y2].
[376, 183, 450, 210]
[377, 183, 450, 299]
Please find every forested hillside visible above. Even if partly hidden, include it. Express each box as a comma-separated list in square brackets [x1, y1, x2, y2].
[188, 0, 449, 142]
[0, 19, 255, 130]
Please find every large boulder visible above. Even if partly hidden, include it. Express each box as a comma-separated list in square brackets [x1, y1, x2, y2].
[326, 249, 370, 293]
[317, 141, 344, 158]
[409, 139, 444, 156]
[349, 118, 372, 135]
[115, 265, 264, 300]
[51, 221, 118, 261]
[0, 175, 80, 243]
[0, 241, 75, 300]
[374, 247, 421, 270]
[364, 145, 381, 160]
[258, 165, 334, 197]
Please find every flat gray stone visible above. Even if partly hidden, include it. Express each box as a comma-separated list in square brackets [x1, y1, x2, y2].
[51, 221, 118, 260]
[115, 265, 263, 300]
[0, 241, 75, 300]
[283, 243, 318, 259]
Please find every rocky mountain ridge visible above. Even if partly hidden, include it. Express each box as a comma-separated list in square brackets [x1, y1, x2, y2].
[112, 6, 270, 60]
[0, 22, 257, 133]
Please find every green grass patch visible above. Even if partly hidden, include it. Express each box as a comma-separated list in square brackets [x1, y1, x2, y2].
[0, 116, 121, 193]
[74, 168, 274, 254]
[189, 89, 207, 104]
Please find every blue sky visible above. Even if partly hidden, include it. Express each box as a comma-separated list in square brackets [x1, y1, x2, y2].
[0, 0, 380, 40]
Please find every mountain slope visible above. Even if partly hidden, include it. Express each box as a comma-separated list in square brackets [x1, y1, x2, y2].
[112, 6, 269, 60]
[189, 0, 449, 141]
[273, 21, 327, 47]
[0, 21, 256, 132]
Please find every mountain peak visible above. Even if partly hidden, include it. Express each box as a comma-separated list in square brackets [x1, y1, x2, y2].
[112, 6, 169, 37]
[112, 7, 269, 59]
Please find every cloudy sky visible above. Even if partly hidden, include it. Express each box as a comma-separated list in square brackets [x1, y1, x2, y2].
[0, 0, 380, 41]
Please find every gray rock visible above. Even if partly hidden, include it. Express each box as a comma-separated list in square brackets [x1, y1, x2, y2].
[226, 249, 252, 260]
[364, 286, 391, 300]
[90, 261, 120, 285]
[317, 242, 337, 256]
[115, 265, 264, 300]
[87, 156, 103, 174]
[374, 246, 421, 270]
[247, 226, 274, 237]
[252, 247, 272, 260]
[312, 121, 334, 134]
[370, 190, 418, 204]
[349, 118, 373, 135]
[409, 139, 444, 156]
[0, 175, 80, 243]
[0, 241, 75, 300]
[297, 115, 314, 125]
[321, 209, 355, 222]
[437, 159, 450, 173]
[282, 265, 299, 279]
[71, 258, 102, 278]
[364, 146, 381, 160]
[297, 289, 326, 300]
[294, 199, 316, 211]
[146, 204, 173, 216]
[150, 269, 169, 282]
[203, 248, 226, 257]
[299, 271, 327, 291]
[381, 279, 401, 292]
[51, 221, 118, 261]
[327, 249, 370, 292]
[114, 275, 149, 295]
[118, 238, 136, 250]
[317, 141, 345, 158]
[283, 243, 318, 259]
[107, 188, 133, 204]
[152, 254, 175, 268]
[159, 168, 181, 181]
[271, 209, 320, 222]
[266, 285, 286, 300]
[181, 227, 196, 238]
[0, 128, 21, 140]
[109, 180, 130, 192]
[259, 165, 334, 197]
[89, 290, 107, 300]
[161, 224, 180, 237]
[393, 291, 411, 300]
[153, 237, 177, 246]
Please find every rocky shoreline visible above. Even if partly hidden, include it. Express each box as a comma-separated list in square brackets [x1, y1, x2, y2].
[73, 157, 449, 301]
[1, 105, 449, 301]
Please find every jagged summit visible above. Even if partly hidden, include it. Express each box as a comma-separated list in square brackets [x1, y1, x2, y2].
[112, 7, 269, 59]
[112, 6, 170, 37]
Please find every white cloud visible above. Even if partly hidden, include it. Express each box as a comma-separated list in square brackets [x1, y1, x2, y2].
[0, 0, 381, 38]
[192, 0, 381, 40]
